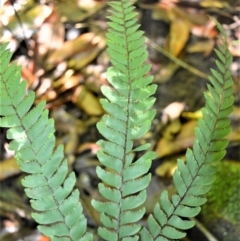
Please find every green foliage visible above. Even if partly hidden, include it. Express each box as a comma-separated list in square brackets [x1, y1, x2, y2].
[91, 1, 157, 240]
[202, 161, 240, 224]
[0, 1, 235, 241]
[0, 43, 92, 241]
[140, 22, 234, 241]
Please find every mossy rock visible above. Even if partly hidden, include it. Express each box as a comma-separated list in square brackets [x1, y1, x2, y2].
[201, 161, 240, 241]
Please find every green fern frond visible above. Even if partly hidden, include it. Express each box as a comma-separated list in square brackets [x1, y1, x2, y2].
[92, 1, 157, 240]
[0, 43, 92, 241]
[140, 22, 234, 241]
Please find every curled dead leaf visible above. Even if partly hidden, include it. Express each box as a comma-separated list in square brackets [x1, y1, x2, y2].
[0, 157, 20, 181]
[72, 85, 104, 116]
[47, 33, 98, 67]
[165, 17, 190, 57]
[156, 120, 198, 158]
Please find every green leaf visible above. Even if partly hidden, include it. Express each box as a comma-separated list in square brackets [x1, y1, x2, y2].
[160, 191, 174, 216]
[123, 161, 151, 181]
[120, 208, 145, 225]
[121, 190, 147, 210]
[140, 228, 154, 241]
[59, 190, 80, 216]
[22, 174, 47, 188]
[132, 143, 151, 151]
[100, 213, 118, 229]
[96, 166, 121, 188]
[98, 227, 118, 241]
[32, 209, 63, 224]
[119, 224, 141, 238]
[97, 149, 123, 173]
[0, 115, 21, 127]
[181, 195, 207, 207]
[22, 101, 46, 129]
[174, 205, 201, 218]
[16, 91, 35, 118]
[31, 196, 56, 212]
[98, 183, 121, 202]
[38, 223, 69, 237]
[153, 203, 167, 226]
[168, 215, 195, 229]
[161, 226, 185, 239]
[122, 174, 151, 196]
[148, 215, 161, 238]
[92, 200, 119, 218]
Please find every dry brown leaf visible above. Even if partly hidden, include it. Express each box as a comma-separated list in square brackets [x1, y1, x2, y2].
[72, 85, 104, 116]
[187, 39, 215, 56]
[38, 236, 51, 241]
[77, 142, 100, 155]
[68, 33, 106, 70]
[54, 0, 106, 23]
[21, 65, 37, 88]
[191, 18, 218, 38]
[47, 33, 98, 67]
[0, 157, 20, 181]
[182, 109, 203, 119]
[156, 120, 198, 158]
[52, 72, 84, 93]
[200, 0, 229, 8]
[165, 16, 190, 57]
[68, 47, 101, 70]
[155, 160, 177, 178]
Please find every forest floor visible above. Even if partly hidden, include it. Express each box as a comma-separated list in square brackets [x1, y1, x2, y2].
[0, 0, 239, 241]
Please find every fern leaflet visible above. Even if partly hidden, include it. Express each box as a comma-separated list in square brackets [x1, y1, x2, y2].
[92, 1, 157, 240]
[140, 22, 234, 241]
[0, 43, 92, 241]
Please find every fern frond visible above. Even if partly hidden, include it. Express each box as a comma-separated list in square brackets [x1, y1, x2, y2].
[140, 22, 234, 240]
[92, 1, 157, 240]
[0, 43, 92, 241]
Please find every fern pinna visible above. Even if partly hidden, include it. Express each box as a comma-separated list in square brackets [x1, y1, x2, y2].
[0, 42, 92, 241]
[140, 23, 234, 241]
[91, 1, 157, 241]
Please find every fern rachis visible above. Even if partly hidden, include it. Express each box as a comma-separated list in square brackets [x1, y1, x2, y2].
[0, 1, 235, 241]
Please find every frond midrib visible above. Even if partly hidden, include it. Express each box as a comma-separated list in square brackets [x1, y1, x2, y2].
[114, 1, 137, 237]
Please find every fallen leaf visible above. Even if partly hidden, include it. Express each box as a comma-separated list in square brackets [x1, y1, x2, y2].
[47, 32, 98, 67]
[156, 120, 198, 158]
[52, 72, 84, 93]
[155, 159, 178, 178]
[200, 0, 229, 8]
[72, 85, 104, 116]
[0, 157, 20, 181]
[165, 13, 190, 57]
[187, 39, 215, 56]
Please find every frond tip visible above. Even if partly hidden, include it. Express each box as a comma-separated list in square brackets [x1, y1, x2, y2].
[0, 43, 92, 241]
[141, 22, 234, 241]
